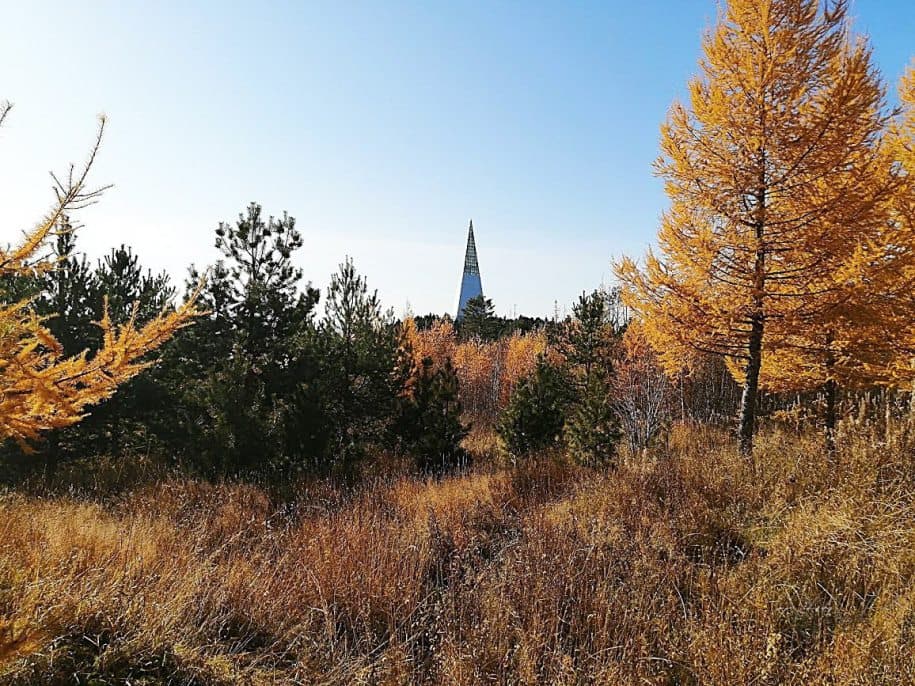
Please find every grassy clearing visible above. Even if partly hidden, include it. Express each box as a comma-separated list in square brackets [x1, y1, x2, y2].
[2, 423, 915, 684]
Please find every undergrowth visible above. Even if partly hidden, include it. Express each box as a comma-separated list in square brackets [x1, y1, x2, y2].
[2, 422, 915, 684]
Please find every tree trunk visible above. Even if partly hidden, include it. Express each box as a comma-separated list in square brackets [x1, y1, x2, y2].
[824, 377, 837, 462]
[43, 438, 61, 490]
[739, 315, 764, 457]
[823, 336, 837, 464]
[741, 172, 767, 458]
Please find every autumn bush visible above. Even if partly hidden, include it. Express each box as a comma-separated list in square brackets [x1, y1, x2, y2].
[404, 318, 551, 427]
[2, 422, 915, 684]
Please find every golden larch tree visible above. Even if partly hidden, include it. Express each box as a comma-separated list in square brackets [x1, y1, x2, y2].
[616, 0, 895, 455]
[760, 64, 915, 450]
[867, 66, 915, 386]
[0, 106, 199, 448]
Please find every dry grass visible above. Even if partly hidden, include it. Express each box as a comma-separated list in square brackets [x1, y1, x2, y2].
[2, 423, 915, 684]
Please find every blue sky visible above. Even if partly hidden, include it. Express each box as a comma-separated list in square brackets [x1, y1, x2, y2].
[2, 1, 913, 318]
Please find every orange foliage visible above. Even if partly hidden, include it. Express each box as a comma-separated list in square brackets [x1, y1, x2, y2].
[401, 317, 456, 371]
[758, 65, 915, 393]
[500, 330, 550, 405]
[405, 318, 553, 423]
[873, 66, 915, 385]
[453, 338, 497, 419]
[455, 330, 553, 421]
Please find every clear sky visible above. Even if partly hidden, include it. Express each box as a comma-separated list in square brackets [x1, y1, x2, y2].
[2, 1, 913, 318]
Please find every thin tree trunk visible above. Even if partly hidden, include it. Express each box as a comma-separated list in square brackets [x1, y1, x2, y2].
[43, 437, 61, 490]
[680, 370, 686, 423]
[884, 387, 892, 446]
[739, 315, 763, 457]
[824, 377, 837, 462]
[823, 340, 837, 463]
[740, 164, 767, 458]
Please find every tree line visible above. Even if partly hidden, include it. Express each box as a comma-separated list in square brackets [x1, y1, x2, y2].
[0, 191, 635, 481]
[1, 185, 667, 482]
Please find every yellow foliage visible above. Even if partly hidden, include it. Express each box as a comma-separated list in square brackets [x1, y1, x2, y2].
[499, 329, 549, 404]
[617, 0, 897, 387]
[453, 336, 496, 417]
[0, 109, 199, 447]
[614, 1, 912, 453]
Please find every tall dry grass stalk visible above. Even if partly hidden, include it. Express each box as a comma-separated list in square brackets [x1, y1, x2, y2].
[2, 424, 915, 684]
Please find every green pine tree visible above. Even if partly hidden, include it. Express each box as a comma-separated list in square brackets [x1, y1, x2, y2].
[556, 289, 623, 467]
[498, 356, 572, 459]
[460, 294, 499, 340]
[164, 202, 320, 476]
[398, 356, 469, 474]
[556, 290, 619, 379]
[564, 374, 621, 467]
[316, 257, 399, 473]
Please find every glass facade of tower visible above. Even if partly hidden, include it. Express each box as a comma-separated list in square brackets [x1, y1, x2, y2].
[456, 220, 483, 319]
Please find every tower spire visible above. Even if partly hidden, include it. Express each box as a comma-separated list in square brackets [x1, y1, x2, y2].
[463, 219, 479, 275]
[455, 219, 483, 319]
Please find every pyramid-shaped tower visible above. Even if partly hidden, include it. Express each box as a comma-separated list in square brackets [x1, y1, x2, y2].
[455, 220, 483, 319]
